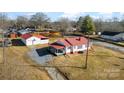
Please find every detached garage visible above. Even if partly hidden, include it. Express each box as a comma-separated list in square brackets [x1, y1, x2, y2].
[21, 34, 49, 46]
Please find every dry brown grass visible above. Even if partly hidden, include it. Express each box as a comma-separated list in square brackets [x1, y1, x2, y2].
[0, 46, 51, 80]
[50, 45, 124, 80]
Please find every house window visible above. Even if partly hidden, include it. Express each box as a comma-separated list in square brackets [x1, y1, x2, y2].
[57, 49, 63, 53]
[77, 45, 82, 49]
[73, 46, 76, 49]
[68, 46, 71, 49]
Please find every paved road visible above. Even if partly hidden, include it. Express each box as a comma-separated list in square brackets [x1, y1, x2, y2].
[92, 40, 124, 53]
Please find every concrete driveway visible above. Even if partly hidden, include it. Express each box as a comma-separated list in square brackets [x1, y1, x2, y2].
[28, 47, 53, 64]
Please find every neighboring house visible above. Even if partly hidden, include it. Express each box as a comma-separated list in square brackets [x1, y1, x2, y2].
[21, 34, 49, 46]
[101, 31, 124, 41]
[17, 29, 31, 36]
[0, 39, 12, 47]
[66, 27, 77, 32]
[0, 39, 3, 47]
[49, 37, 90, 56]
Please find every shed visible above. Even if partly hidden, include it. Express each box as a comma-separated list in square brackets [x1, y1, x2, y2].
[21, 34, 49, 46]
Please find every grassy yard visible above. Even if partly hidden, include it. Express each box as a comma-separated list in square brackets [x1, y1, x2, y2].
[0, 37, 124, 80]
[49, 45, 124, 80]
[0, 46, 51, 80]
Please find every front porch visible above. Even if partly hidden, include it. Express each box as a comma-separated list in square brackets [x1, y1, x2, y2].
[49, 47, 65, 56]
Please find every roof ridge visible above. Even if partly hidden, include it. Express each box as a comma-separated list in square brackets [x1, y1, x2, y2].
[65, 38, 73, 46]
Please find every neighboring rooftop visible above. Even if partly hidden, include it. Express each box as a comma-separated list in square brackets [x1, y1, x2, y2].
[21, 33, 48, 40]
[101, 31, 124, 36]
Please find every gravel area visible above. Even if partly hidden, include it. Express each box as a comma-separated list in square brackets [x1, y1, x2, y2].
[28, 48, 66, 80]
[28, 48, 53, 64]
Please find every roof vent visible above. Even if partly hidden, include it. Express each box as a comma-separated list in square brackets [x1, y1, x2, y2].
[76, 37, 81, 41]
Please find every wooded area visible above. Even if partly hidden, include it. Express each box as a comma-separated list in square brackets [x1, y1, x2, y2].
[0, 12, 124, 34]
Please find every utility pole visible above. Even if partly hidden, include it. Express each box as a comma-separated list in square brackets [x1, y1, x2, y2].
[1, 13, 5, 64]
[84, 34, 90, 69]
[2, 31, 5, 64]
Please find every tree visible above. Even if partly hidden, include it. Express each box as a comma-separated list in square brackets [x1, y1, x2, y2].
[77, 16, 84, 31]
[29, 12, 50, 29]
[94, 18, 103, 32]
[81, 15, 96, 34]
[101, 17, 123, 32]
[56, 18, 72, 35]
[120, 15, 124, 32]
[0, 13, 9, 30]
[16, 16, 29, 29]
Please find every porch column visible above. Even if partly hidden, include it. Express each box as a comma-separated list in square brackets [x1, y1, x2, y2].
[56, 49, 58, 53]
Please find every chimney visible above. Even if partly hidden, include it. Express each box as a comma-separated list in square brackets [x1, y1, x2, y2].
[76, 37, 81, 41]
[78, 37, 81, 41]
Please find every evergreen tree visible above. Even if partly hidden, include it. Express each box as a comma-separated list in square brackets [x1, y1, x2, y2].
[81, 15, 96, 34]
[77, 16, 84, 31]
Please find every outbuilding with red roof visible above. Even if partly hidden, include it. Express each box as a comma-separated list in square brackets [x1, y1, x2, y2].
[49, 37, 90, 56]
[21, 33, 49, 46]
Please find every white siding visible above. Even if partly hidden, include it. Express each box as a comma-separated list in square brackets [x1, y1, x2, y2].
[76, 45, 87, 51]
[65, 46, 71, 53]
[21, 38, 26, 44]
[40, 39, 49, 44]
[65, 44, 87, 53]
[22, 36, 49, 46]
[26, 37, 41, 45]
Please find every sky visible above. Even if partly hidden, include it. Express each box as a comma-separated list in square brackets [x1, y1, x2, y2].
[6, 12, 124, 21]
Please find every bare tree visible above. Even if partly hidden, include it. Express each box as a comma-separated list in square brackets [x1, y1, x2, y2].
[0, 13, 9, 30]
[29, 12, 50, 29]
[56, 18, 73, 35]
[16, 16, 29, 29]
[94, 17, 123, 32]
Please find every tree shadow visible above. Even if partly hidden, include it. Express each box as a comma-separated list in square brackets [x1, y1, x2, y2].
[11, 39, 26, 46]
[118, 57, 124, 59]
[120, 68, 124, 70]
[113, 64, 120, 66]
[89, 54, 123, 59]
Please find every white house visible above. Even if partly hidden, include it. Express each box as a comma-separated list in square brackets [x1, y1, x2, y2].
[101, 31, 124, 41]
[49, 37, 90, 56]
[21, 34, 49, 46]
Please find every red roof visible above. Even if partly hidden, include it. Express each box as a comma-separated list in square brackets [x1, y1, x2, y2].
[21, 33, 32, 39]
[33, 35, 48, 39]
[50, 43, 65, 49]
[65, 37, 87, 46]
[21, 34, 48, 39]
[50, 37, 88, 49]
